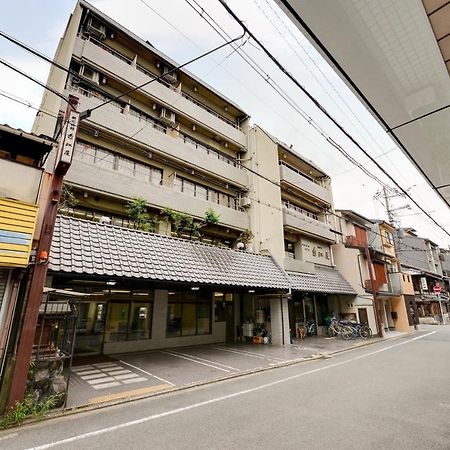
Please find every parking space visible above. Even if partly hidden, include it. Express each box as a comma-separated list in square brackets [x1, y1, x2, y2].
[66, 333, 401, 408]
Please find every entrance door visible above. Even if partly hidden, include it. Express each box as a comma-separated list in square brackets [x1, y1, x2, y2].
[358, 308, 368, 325]
[74, 301, 107, 355]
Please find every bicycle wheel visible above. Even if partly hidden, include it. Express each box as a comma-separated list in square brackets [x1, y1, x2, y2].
[341, 326, 353, 340]
[359, 326, 371, 339]
[309, 323, 316, 336]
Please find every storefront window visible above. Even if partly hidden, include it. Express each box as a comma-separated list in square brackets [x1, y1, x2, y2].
[128, 302, 152, 340]
[167, 303, 182, 337]
[106, 303, 130, 342]
[167, 291, 212, 337]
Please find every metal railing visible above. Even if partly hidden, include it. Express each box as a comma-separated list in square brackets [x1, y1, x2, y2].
[283, 201, 320, 222]
[279, 161, 324, 186]
[80, 32, 241, 130]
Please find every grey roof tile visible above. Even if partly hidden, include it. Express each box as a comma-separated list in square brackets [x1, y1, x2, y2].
[288, 265, 356, 295]
[50, 216, 290, 290]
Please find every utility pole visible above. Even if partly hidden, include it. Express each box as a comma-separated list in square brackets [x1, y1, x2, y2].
[365, 241, 384, 338]
[7, 96, 79, 409]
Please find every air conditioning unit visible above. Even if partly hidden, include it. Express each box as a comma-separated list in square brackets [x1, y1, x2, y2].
[161, 66, 178, 84]
[85, 17, 107, 40]
[99, 216, 111, 224]
[80, 65, 100, 84]
[240, 196, 251, 208]
[159, 107, 176, 126]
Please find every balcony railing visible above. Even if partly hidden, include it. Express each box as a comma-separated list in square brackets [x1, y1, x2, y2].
[67, 84, 240, 168]
[80, 33, 241, 130]
[279, 161, 323, 186]
[283, 201, 320, 222]
[73, 142, 241, 211]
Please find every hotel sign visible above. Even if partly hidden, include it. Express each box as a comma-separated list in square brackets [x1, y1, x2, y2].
[56, 109, 80, 175]
[0, 198, 39, 267]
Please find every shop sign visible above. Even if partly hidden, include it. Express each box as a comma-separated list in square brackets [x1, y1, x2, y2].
[301, 237, 332, 266]
[0, 198, 39, 268]
[420, 277, 428, 292]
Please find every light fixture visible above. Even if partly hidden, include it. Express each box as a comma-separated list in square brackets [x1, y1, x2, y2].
[192, 124, 196, 131]
[168, 292, 175, 295]
[106, 280, 116, 286]
[224, 105, 228, 112]
[191, 286, 200, 291]
[248, 289, 255, 293]
[193, 85, 198, 92]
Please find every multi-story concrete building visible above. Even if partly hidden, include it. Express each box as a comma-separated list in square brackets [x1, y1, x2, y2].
[397, 229, 448, 323]
[247, 127, 355, 340]
[30, 1, 355, 355]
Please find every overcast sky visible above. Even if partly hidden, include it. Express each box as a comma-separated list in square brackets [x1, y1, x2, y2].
[1, 0, 449, 247]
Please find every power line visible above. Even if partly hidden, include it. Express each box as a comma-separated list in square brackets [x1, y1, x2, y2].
[184, 0, 388, 187]
[0, 57, 70, 105]
[80, 29, 246, 118]
[0, 89, 59, 119]
[216, 0, 450, 240]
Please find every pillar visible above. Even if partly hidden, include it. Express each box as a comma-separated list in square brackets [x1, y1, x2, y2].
[151, 289, 168, 340]
[270, 296, 290, 345]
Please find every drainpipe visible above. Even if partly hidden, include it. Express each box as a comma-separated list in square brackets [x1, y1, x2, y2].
[365, 242, 383, 337]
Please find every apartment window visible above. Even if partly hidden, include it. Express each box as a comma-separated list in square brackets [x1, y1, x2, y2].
[285, 241, 295, 259]
[384, 231, 394, 245]
[166, 291, 212, 337]
[173, 175, 237, 210]
[75, 141, 163, 186]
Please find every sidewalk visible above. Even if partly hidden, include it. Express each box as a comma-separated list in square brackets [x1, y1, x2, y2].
[65, 329, 412, 410]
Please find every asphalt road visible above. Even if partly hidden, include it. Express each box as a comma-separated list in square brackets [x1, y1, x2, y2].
[2, 327, 450, 450]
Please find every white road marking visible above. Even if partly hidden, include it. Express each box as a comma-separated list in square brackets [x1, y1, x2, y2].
[93, 363, 119, 368]
[114, 373, 139, 380]
[167, 350, 240, 371]
[119, 360, 176, 387]
[87, 377, 115, 385]
[105, 369, 132, 376]
[215, 346, 282, 362]
[75, 369, 102, 376]
[71, 365, 94, 372]
[81, 373, 111, 381]
[161, 351, 231, 373]
[122, 377, 147, 384]
[92, 381, 121, 390]
[28, 331, 436, 450]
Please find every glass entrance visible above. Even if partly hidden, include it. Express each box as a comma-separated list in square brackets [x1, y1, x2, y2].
[74, 301, 107, 355]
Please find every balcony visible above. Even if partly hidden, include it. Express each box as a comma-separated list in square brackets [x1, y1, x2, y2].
[345, 235, 366, 249]
[65, 156, 250, 231]
[67, 87, 248, 189]
[364, 274, 403, 296]
[279, 163, 332, 205]
[0, 159, 43, 203]
[282, 206, 335, 242]
[73, 35, 246, 147]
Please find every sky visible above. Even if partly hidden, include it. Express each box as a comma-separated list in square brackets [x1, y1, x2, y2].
[1, 0, 449, 247]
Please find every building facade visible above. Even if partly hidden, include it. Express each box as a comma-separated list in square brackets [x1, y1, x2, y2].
[397, 229, 448, 324]
[0, 125, 55, 410]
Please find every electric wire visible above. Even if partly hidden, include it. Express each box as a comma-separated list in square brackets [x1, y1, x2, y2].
[0, 57, 70, 105]
[184, 0, 388, 187]
[0, 89, 59, 119]
[216, 0, 450, 239]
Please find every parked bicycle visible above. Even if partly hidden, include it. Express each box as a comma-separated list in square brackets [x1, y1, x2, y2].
[343, 321, 372, 340]
[323, 318, 353, 340]
[297, 320, 316, 339]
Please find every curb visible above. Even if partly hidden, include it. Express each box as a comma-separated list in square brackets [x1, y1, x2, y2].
[1, 329, 421, 430]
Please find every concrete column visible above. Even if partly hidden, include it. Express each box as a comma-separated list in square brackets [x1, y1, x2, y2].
[151, 289, 168, 340]
[270, 296, 290, 346]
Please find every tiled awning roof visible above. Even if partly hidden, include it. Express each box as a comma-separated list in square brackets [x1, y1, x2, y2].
[49, 216, 290, 290]
[288, 265, 356, 295]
